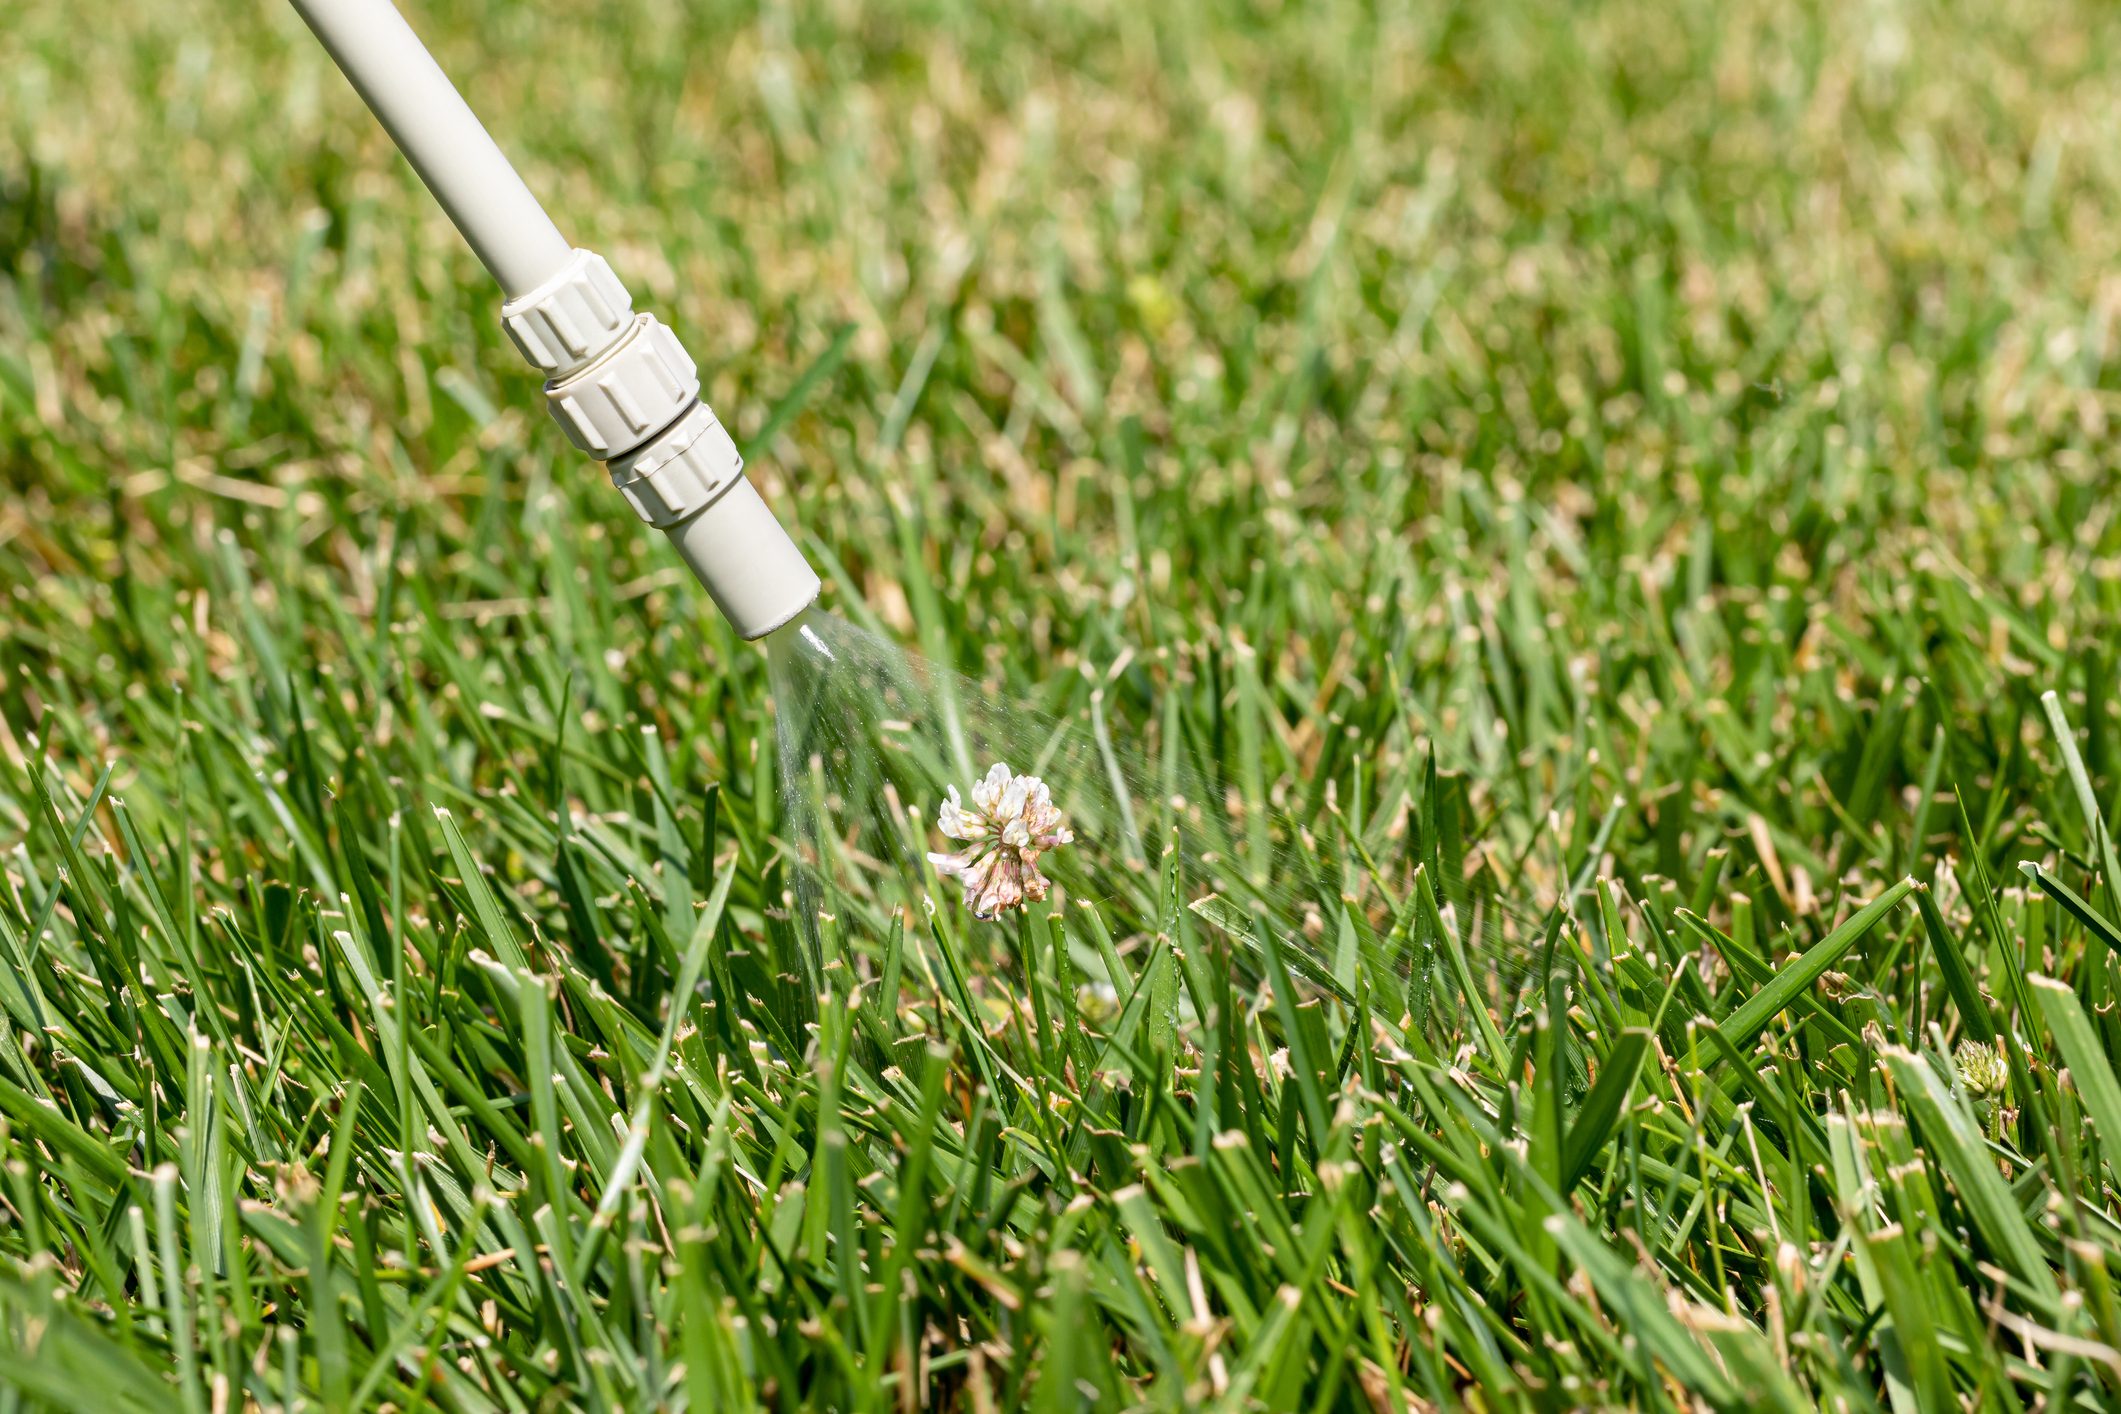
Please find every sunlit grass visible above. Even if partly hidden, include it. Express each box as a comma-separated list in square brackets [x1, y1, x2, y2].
[7, 0, 2121, 1407]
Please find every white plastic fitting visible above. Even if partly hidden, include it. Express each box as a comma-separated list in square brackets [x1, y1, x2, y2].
[287, 0, 823, 639]
[500, 249, 632, 376]
[608, 400, 745, 526]
[544, 314, 700, 460]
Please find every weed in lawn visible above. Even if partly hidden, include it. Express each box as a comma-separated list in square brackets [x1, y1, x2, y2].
[771, 606, 1534, 1026]
[24, 0, 2121, 1404]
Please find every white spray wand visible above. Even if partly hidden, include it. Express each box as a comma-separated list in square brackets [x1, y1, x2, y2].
[287, 0, 821, 639]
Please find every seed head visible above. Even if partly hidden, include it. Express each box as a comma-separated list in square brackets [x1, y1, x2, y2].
[1955, 1038, 2008, 1096]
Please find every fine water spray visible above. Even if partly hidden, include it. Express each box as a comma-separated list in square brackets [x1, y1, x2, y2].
[287, 0, 820, 641]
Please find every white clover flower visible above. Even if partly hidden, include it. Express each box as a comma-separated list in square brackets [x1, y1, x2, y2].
[927, 762, 1074, 919]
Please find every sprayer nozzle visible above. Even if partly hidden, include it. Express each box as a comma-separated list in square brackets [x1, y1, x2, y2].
[662, 478, 821, 639]
[286, 0, 823, 642]
[607, 400, 820, 637]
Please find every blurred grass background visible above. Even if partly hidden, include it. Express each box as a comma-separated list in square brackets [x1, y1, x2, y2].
[9, 0, 2121, 1408]
[15, 0, 2121, 697]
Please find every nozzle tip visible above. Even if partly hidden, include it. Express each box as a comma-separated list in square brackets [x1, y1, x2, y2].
[661, 477, 821, 639]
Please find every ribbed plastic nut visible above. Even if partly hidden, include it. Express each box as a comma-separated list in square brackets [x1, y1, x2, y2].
[543, 314, 701, 460]
[499, 249, 633, 377]
[607, 400, 745, 527]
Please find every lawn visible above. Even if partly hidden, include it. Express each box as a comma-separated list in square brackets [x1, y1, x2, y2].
[7, 0, 2121, 1407]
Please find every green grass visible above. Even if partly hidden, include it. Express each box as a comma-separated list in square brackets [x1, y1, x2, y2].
[9, 0, 2121, 1407]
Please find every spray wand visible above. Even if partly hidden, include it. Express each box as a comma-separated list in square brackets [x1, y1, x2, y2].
[285, 0, 822, 640]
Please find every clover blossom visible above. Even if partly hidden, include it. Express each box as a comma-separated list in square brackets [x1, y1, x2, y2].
[928, 762, 1074, 918]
